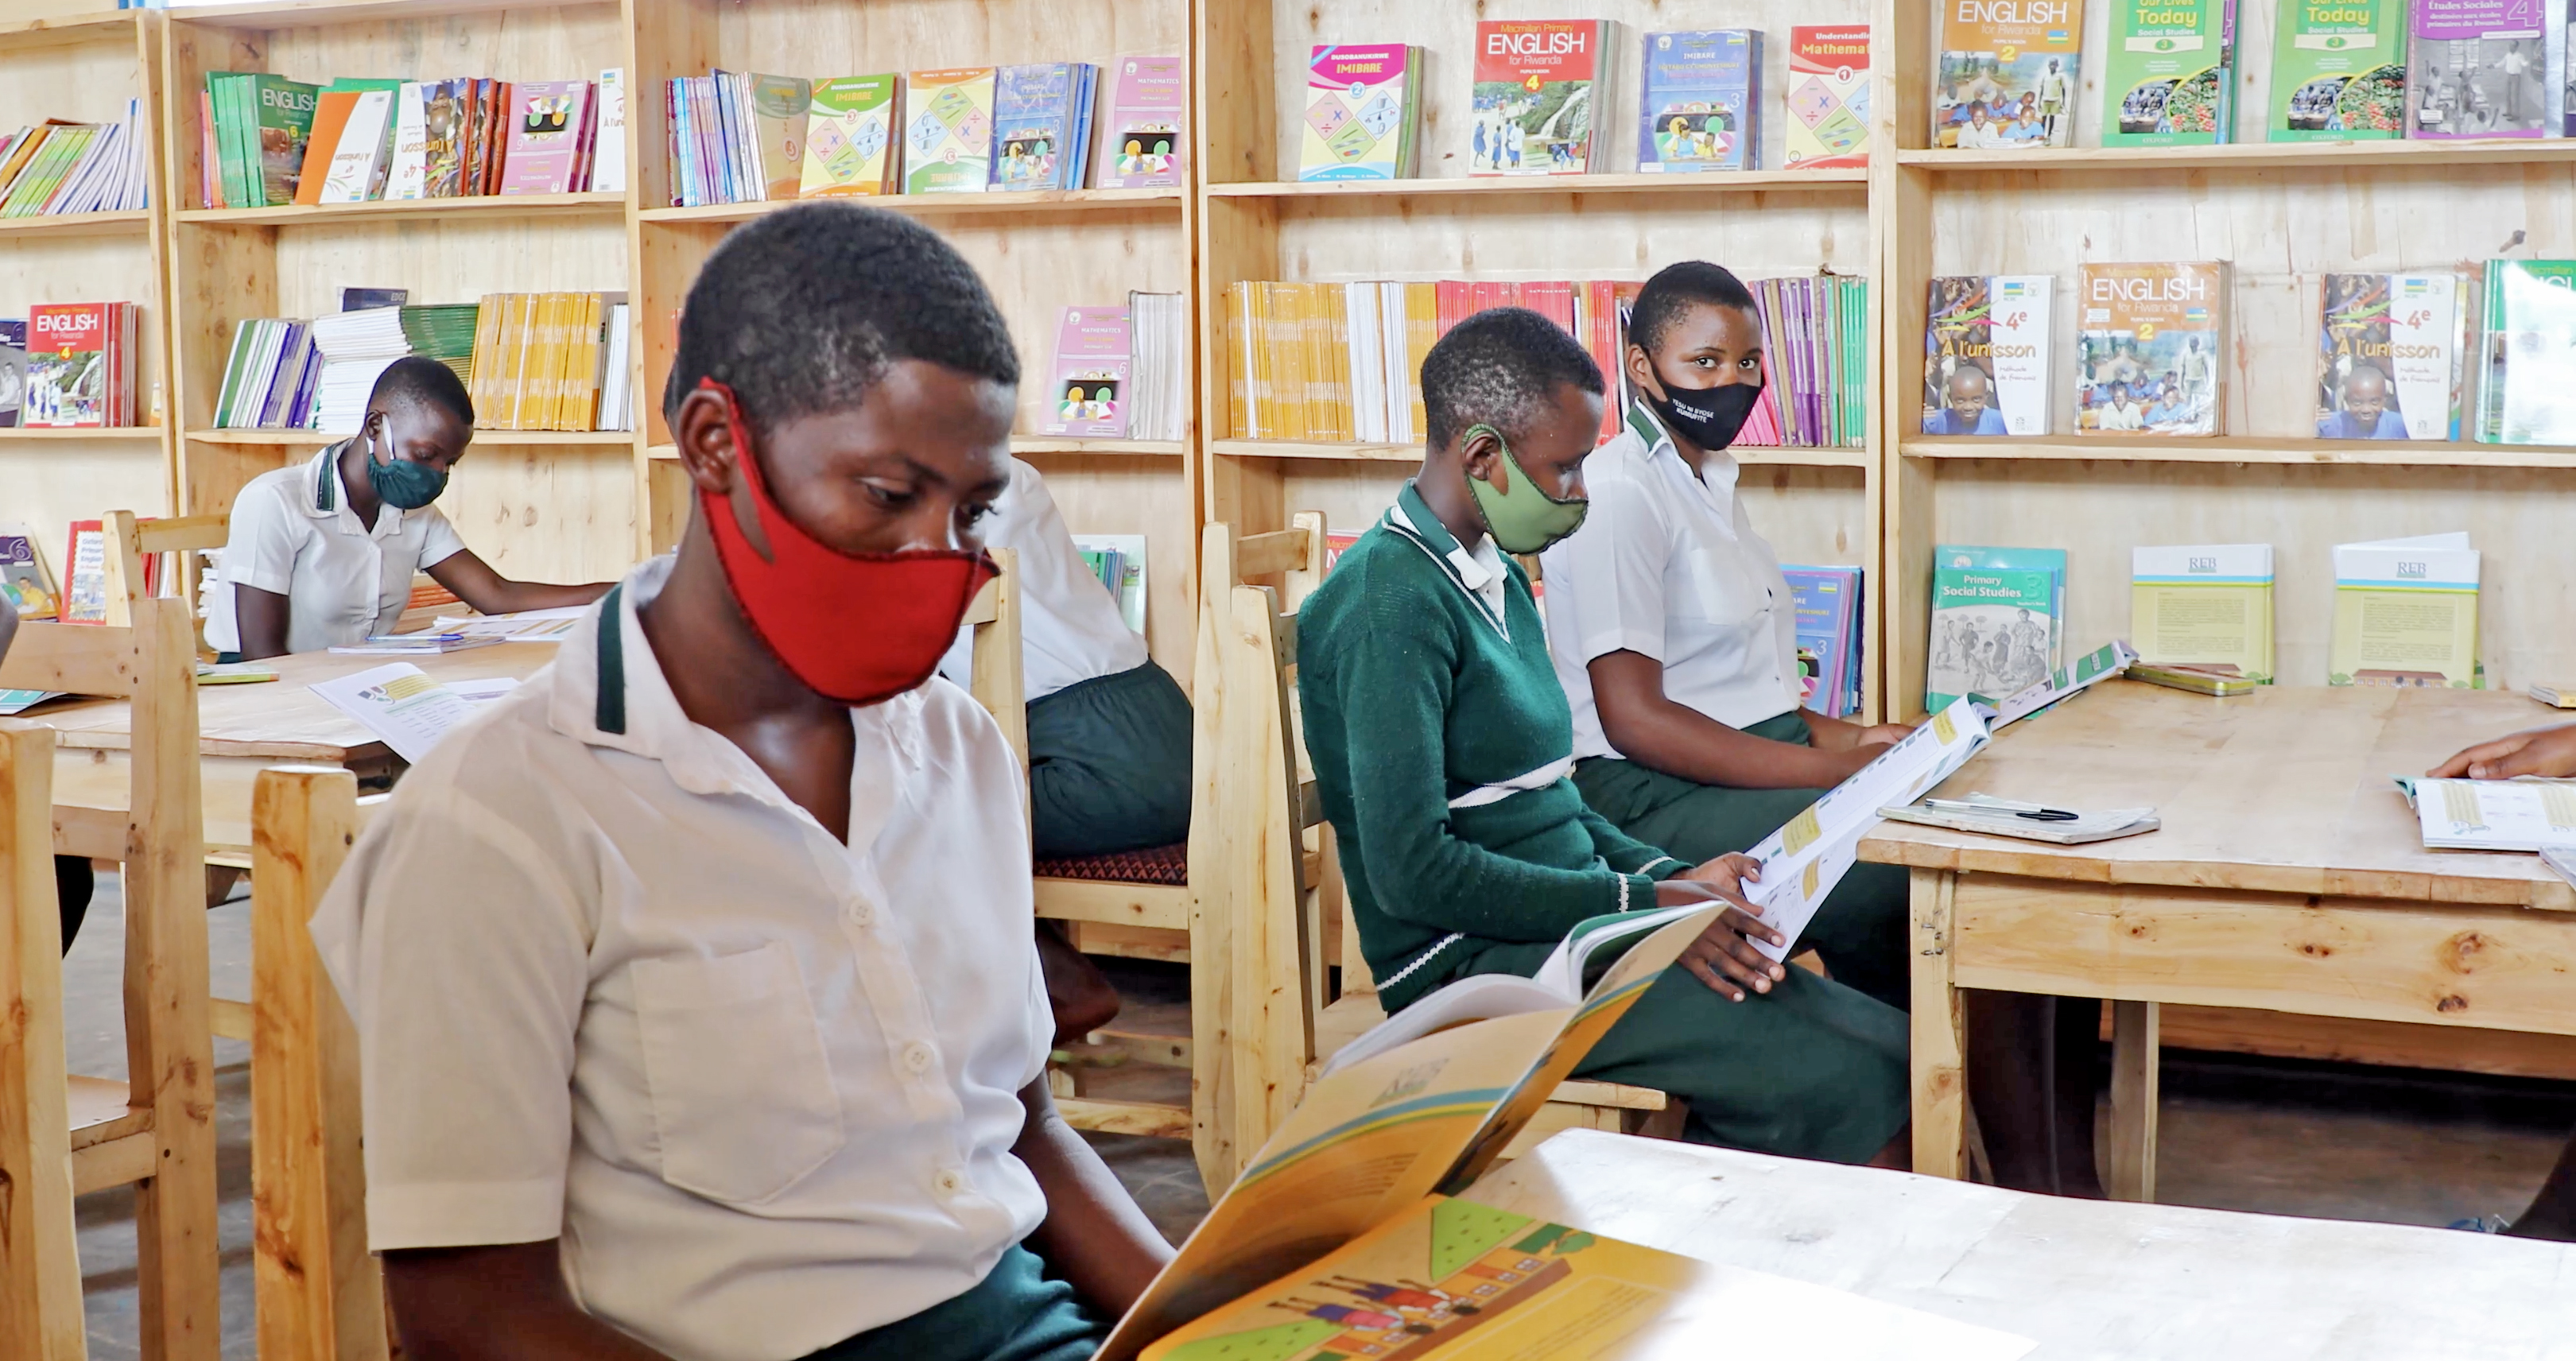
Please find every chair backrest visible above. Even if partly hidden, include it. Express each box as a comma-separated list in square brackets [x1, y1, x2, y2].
[961, 546, 1027, 768]
[0, 719, 83, 1360]
[103, 510, 227, 631]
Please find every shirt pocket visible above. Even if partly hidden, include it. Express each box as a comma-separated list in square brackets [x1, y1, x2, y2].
[1684, 547, 1770, 628]
[631, 942, 847, 1205]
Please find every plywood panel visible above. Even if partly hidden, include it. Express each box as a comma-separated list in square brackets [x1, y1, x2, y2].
[436, 441, 635, 584]
[252, 4, 627, 88]
[0, 21, 145, 126]
[712, 0, 1183, 73]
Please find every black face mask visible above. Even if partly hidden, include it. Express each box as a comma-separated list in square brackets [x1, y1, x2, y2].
[1643, 368, 1763, 452]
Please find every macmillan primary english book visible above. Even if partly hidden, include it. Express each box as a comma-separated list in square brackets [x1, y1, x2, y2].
[2103, 0, 2240, 147]
[2478, 258, 2576, 444]
[2076, 262, 2228, 436]
[1470, 20, 1616, 175]
[2269, 0, 2407, 140]
[2316, 272, 2465, 441]
[1637, 29, 1762, 173]
[801, 76, 899, 197]
[904, 68, 998, 193]
[1933, 1, 2081, 149]
[1923, 275, 2052, 436]
[1785, 25, 1872, 168]
[24, 303, 123, 428]
[1095, 56, 1185, 189]
[1298, 45, 1420, 180]
[2408, 0, 2555, 139]
[248, 75, 320, 207]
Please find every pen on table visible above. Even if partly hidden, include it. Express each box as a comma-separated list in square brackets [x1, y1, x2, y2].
[1923, 796, 2080, 822]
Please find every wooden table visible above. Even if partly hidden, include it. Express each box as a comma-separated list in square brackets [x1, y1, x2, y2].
[1471, 1130, 2576, 1359]
[1859, 680, 2576, 1200]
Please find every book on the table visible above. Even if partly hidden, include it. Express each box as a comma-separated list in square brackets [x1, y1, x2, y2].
[2132, 543, 2273, 684]
[2407, 777, 2576, 851]
[0, 690, 67, 716]
[2268, 0, 2407, 141]
[328, 632, 504, 656]
[1932, 1, 2081, 149]
[196, 661, 279, 685]
[2530, 683, 2576, 708]
[2318, 271, 2466, 442]
[1878, 800, 2161, 846]
[309, 663, 491, 765]
[2329, 532, 2480, 688]
[429, 608, 586, 642]
[1922, 274, 2051, 436]
[2103, 0, 2239, 148]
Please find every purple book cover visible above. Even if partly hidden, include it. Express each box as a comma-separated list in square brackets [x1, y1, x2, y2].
[2408, 0, 2553, 139]
[1041, 305, 1131, 438]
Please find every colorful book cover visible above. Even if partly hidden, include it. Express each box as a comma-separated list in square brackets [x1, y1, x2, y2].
[1783, 565, 1863, 716]
[2270, 0, 2407, 140]
[2077, 262, 2227, 436]
[423, 79, 468, 196]
[1042, 305, 1132, 438]
[2132, 543, 2275, 682]
[500, 80, 592, 195]
[2330, 533, 2481, 688]
[747, 74, 811, 200]
[386, 82, 430, 199]
[2478, 258, 2576, 444]
[0, 319, 21, 428]
[61, 520, 108, 626]
[0, 522, 57, 621]
[2409, 0, 2553, 138]
[24, 303, 111, 428]
[1934, 2, 2082, 148]
[2317, 272, 2465, 441]
[1637, 29, 1760, 172]
[801, 75, 899, 197]
[1928, 559, 2058, 711]
[1096, 55, 1185, 188]
[992, 63, 1080, 192]
[2104, 0, 2239, 146]
[249, 75, 319, 206]
[1470, 19, 1613, 175]
[320, 89, 393, 204]
[1300, 45, 1418, 180]
[1923, 275, 2051, 436]
[904, 68, 996, 193]
[1785, 25, 1872, 168]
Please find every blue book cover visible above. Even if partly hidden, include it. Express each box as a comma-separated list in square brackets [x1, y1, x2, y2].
[993, 63, 1084, 191]
[1782, 564, 1862, 717]
[1068, 64, 1099, 188]
[1639, 29, 1763, 172]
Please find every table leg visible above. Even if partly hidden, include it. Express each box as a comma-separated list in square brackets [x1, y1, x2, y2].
[2109, 999, 2161, 1203]
[1911, 867, 1969, 1179]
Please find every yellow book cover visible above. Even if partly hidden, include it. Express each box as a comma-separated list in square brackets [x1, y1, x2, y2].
[526, 293, 564, 431]
[466, 293, 503, 420]
[801, 76, 901, 198]
[511, 293, 544, 430]
[2129, 543, 2273, 683]
[481, 294, 522, 430]
[2329, 534, 2480, 688]
[1225, 282, 1251, 440]
[1405, 281, 1436, 444]
[1321, 284, 1351, 443]
[572, 293, 607, 431]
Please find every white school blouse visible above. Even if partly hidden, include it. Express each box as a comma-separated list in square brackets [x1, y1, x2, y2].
[204, 441, 467, 654]
[308, 553, 1053, 1361]
[937, 458, 1148, 700]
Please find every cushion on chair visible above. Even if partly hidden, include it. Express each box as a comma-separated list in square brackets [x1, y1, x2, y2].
[1035, 842, 1189, 886]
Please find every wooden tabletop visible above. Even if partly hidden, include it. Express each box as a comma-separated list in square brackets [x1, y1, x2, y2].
[21, 642, 562, 762]
[1858, 681, 2576, 909]
[1472, 1130, 2576, 1359]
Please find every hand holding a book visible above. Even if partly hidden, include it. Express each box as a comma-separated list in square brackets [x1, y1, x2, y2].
[2431, 726, 2576, 781]
[1655, 853, 1787, 1002]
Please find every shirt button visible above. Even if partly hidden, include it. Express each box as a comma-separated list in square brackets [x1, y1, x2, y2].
[903, 1041, 936, 1074]
[933, 1168, 968, 1196]
[847, 899, 875, 928]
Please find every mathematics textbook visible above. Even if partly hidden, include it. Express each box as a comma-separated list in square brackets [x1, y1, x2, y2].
[1785, 25, 1872, 168]
[1637, 29, 1761, 172]
[2076, 262, 2228, 436]
[801, 76, 900, 197]
[902, 68, 996, 194]
[1298, 45, 1421, 181]
[1923, 275, 2052, 436]
[1096, 55, 1187, 189]
[1041, 305, 1131, 440]
[1933, 1, 2082, 149]
[2316, 272, 2465, 441]
[2268, 0, 2407, 140]
[2103, 0, 2239, 147]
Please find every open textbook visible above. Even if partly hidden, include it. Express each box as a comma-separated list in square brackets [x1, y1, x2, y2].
[1101, 902, 2033, 1361]
[2399, 776, 2576, 853]
[308, 663, 519, 763]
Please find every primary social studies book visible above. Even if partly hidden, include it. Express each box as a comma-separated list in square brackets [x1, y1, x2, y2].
[1922, 275, 2052, 436]
[2330, 532, 2480, 688]
[1927, 558, 2058, 711]
[903, 68, 997, 194]
[2478, 258, 2576, 444]
[1785, 25, 1873, 168]
[1096, 55, 1186, 189]
[2317, 272, 2465, 441]
[1298, 45, 1420, 180]
[2076, 261, 2228, 436]
[1933, 0, 2082, 149]
[2132, 543, 2275, 683]
[2408, 0, 2555, 139]
[1041, 305, 1132, 439]
[800, 75, 900, 197]
[2269, 0, 2407, 140]
[1469, 19, 1616, 175]
[1637, 29, 1762, 173]
[2104, 0, 2240, 147]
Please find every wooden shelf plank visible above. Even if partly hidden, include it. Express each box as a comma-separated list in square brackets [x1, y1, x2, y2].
[1213, 438, 1868, 467]
[178, 192, 625, 227]
[645, 437, 1185, 461]
[0, 11, 141, 47]
[1903, 436, 2576, 469]
[161, 0, 581, 26]
[1206, 170, 1868, 200]
[639, 188, 1185, 227]
[189, 428, 634, 448]
[0, 210, 152, 240]
[1896, 139, 2576, 174]
[0, 426, 162, 442]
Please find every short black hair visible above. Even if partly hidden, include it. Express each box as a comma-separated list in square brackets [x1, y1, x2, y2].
[670, 202, 1018, 435]
[368, 355, 473, 428]
[1420, 307, 1604, 452]
[1627, 261, 1761, 356]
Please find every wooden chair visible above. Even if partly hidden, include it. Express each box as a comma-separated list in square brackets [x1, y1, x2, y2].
[1, 601, 220, 1361]
[1, 719, 83, 1360]
[103, 510, 227, 633]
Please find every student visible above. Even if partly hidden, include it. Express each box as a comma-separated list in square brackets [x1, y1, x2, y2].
[2318, 364, 2409, 439]
[0, 590, 100, 953]
[308, 204, 1170, 1361]
[2097, 381, 2145, 432]
[1925, 364, 2009, 435]
[1536, 263, 2098, 1194]
[1299, 306, 1911, 1166]
[205, 357, 615, 663]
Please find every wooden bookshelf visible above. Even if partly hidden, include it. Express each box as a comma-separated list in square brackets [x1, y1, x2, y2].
[638, 186, 1187, 226]
[1203, 169, 1870, 199]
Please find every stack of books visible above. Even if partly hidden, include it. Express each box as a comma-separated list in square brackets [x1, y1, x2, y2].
[466, 292, 632, 433]
[1124, 291, 1189, 443]
[0, 101, 150, 215]
[1782, 564, 1865, 718]
[221, 301, 486, 433]
[213, 317, 319, 429]
[202, 71, 620, 208]
[20, 303, 139, 428]
[1070, 533, 1146, 634]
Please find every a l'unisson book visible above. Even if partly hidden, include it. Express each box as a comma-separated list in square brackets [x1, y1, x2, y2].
[2076, 262, 2228, 436]
[904, 68, 998, 194]
[2103, 0, 2240, 147]
[2269, 0, 2407, 140]
[1637, 29, 1761, 173]
[1933, 0, 2082, 149]
[1922, 275, 2052, 436]
[0, 523, 59, 621]
[1298, 45, 1422, 180]
[1095, 55, 1186, 189]
[1785, 25, 1872, 168]
[800, 76, 901, 197]
[1926, 545, 2064, 711]
[1042, 304, 1131, 439]
[2317, 272, 2466, 441]
[992, 63, 1098, 192]
[2330, 532, 2481, 688]
[2408, 0, 2557, 139]
[2132, 543, 2275, 683]
[2478, 258, 2576, 444]
[1471, 20, 1616, 175]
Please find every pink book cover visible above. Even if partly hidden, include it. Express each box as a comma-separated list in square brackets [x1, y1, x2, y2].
[1041, 305, 1131, 438]
[500, 80, 592, 195]
[1095, 55, 1186, 188]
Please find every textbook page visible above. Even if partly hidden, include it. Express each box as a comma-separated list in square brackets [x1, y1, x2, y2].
[2412, 777, 2576, 851]
[308, 663, 475, 764]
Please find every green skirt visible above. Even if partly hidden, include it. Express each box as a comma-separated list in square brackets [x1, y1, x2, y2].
[1026, 661, 1193, 859]
[798, 1246, 1103, 1361]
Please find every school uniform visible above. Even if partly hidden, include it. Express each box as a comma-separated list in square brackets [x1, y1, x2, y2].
[937, 459, 1191, 858]
[1538, 400, 1911, 1009]
[1297, 481, 1907, 1164]
[308, 553, 1099, 1361]
[204, 440, 467, 658]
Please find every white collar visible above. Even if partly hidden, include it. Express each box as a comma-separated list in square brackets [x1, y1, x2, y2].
[299, 439, 408, 537]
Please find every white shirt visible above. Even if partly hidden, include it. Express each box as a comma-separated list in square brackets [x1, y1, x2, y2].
[204, 441, 467, 653]
[937, 458, 1147, 700]
[1540, 401, 1804, 762]
[308, 553, 1053, 1361]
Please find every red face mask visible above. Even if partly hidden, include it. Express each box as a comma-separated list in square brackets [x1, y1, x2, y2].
[696, 379, 997, 707]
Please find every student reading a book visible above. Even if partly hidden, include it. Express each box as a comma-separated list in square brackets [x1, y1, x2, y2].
[1298, 305, 1910, 1168]
[204, 357, 615, 662]
[309, 204, 1170, 1361]
[1537, 262, 2101, 1195]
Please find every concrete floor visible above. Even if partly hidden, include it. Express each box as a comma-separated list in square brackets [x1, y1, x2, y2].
[64, 881, 2576, 1359]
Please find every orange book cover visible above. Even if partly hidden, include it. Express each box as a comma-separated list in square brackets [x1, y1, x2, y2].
[296, 91, 361, 206]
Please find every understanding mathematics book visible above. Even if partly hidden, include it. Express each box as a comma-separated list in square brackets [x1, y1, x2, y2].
[1785, 25, 1872, 168]
[2317, 272, 2465, 441]
[2103, 0, 2239, 147]
[1923, 275, 2052, 436]
[903, 68, 996, 194]
[2077, 262, 2228, 436]
[2269, 0, 2407, 140]
[1933, 1, 2082, 149]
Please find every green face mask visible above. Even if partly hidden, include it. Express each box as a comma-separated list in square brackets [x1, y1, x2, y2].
[1463, 424, 1589, 554]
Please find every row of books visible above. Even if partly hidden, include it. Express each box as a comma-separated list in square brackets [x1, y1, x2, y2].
[212, 292, 633, 434]
[467, 293, 634, 432]
[0, 102, 150, 217]
[1038, 297, 1187, 443]
[1072, 533, 1147, 634]
[667, 57, 1184, 206]
[1299, 22, 1868, 183]
[1923, 261, 2576, 445]
[1220, 277, 1867, 450]
[200, 71, 623, 209]
[1938, 0, 2576, 151]
[0, 304, 140, 428]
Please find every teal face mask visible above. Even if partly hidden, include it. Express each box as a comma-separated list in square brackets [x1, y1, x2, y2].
[363, 424, 448, 510]
[1463, 424, 1588, 554]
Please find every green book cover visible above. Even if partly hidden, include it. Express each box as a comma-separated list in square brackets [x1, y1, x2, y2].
[2268, 0, 2406, 141]
[208, 74, 250, 210]
[2104, 0, 2239, 146]
[2479, 258, 2576, 445]
[1926, 563, 2058, 711]
[250, 76, 320, 207]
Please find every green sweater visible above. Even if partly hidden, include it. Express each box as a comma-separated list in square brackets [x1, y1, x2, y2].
[1297, 483, 1694, 1010]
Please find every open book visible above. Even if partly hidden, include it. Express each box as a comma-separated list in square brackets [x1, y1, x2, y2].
[1100, 905, 2034, 1361]
[2402, 776, 2576, 852]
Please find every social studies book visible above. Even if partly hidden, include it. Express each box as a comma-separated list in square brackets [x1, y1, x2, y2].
[1638, 29, 1761, 172]
[2477, 258, 2576, 444]
[2269, 0, 2408, 140]
[2076, 261, 2228, 436]
[0, 319, 22, 428]
[1786, 25, 1872, 168]
[2104, 0, 2240, 147]
[1928, 560, 2058, 711]
[1042, 305, 1132, 439]
[1934, 1, 2082, 149]
[2330, 532, 2480, 688]
[2132, 543, 2275, 683]
[1095, 55, 1186, 189]
[1471, 20, 1615, 176]
[0, 522, 58, 620]
[1298, 45, 1421, 180]
[2317, 272, 2465, 441]
[903, 68, 997, 194]
[1923, 275, 2052, 436]
[992, 63, 1092, 192]
[801, 76, 900, 197]
[2408, 0, 2555, 139]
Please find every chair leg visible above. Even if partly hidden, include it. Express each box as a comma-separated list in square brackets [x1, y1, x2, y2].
[0, 725, 84, 1360]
